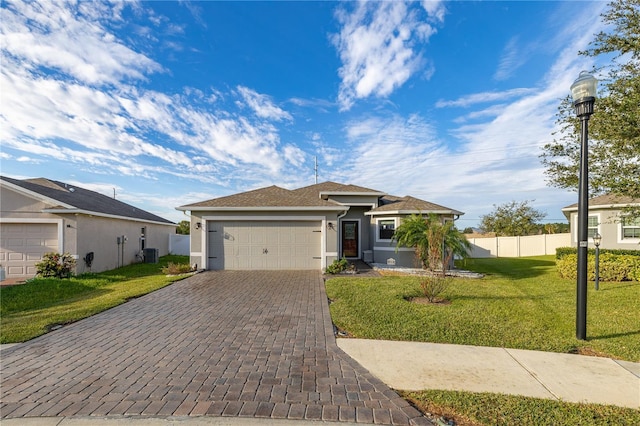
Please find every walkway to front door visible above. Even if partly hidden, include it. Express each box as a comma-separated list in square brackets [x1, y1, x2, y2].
[0, 271, 426, 425]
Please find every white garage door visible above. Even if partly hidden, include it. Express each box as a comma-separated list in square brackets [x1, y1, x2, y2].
[0, 223, 59, 278]
[207, 221, 322, 270]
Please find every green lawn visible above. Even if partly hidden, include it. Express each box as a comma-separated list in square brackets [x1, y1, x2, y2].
[402, 390, 640, 426]
[326, 256, 640, 362]
[326, 256, 640, 425]
[0, 255, 190, 343]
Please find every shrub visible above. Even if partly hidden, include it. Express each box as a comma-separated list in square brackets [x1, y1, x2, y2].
[556, 246, 640, 259]
[161, 262, 193, 275]
[418, 275, 450, 302]
[556, 253, 640, 281]
[35, 252, 76, 278]
[325, 258, 350, 274]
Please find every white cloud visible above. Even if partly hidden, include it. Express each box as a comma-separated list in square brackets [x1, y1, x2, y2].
[435, 88, 536, 108]
[289, 97, 334, 112]
[331, 2, 607, 226]
[1, 0, 163, 86]
[16, 156, 41, 163]
[421, 0, 446, 24]
[0, 0, 306, 185]
[332, 1, 441, 111]
[335, 114, 445, 190]
[283, 145, 306, 167]
[494, 36, 527, 81]
[237, 86, 293, 122]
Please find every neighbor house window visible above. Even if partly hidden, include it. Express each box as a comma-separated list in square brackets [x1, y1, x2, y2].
[622, 217, 640, 239]
[587, 216, 599, 238]
[378, 219, 395, 240]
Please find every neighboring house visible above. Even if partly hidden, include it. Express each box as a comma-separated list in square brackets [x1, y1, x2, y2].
[176, 181, 463, 271]
[562, 194, 640, 250]
[0, 176, 176, 279]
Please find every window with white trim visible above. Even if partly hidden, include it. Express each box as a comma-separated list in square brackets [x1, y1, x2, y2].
[621, 217, 640, 239]
[587, 216, 598, 238]
[378, 219, 395, 240]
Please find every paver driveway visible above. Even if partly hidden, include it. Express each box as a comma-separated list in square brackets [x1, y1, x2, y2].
[1, 271, 429, 425]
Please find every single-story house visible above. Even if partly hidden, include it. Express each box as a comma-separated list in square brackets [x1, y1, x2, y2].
[0, 176, 176, 279]
[176, 181, 463, 271]
[562, 194, 640, 249]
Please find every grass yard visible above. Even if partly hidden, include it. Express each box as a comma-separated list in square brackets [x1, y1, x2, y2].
[326, 256, 640, 362]
[0, 255, 190, 343]
[327, 256, 640, 425]
[402, 389, 640, 426]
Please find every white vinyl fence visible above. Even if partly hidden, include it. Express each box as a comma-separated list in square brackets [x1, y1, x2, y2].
[467, 233, 570, 258]
[169, 234, 190, 256]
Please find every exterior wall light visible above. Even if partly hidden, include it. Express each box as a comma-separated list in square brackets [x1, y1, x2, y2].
[593, 232, 601, 291]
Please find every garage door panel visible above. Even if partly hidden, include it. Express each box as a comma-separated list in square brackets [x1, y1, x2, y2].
[207, 220, 321, 270]
[27, 252, 46, 260]
[0, 223, 59, 278]
[8, 252, 25, 261]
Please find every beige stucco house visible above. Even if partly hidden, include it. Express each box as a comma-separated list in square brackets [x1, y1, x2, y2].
[1, 176, 176, 279]
[176, 181, 463, 271]
[562, 194, 640, 250]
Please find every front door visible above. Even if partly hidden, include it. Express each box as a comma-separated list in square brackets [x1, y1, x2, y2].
[341, 221, 359, 258]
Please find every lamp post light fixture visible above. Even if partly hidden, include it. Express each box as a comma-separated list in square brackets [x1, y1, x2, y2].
[571, 70, 597, 341]
[593, 232, 602, 291]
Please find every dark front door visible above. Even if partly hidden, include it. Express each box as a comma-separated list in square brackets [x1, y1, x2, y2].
[341, 221, 359, 258]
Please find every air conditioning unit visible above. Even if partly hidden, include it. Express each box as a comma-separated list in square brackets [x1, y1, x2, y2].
[143, 248, 159, 264]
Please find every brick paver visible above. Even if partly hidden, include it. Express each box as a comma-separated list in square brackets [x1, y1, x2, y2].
[0, 271, 429, 424]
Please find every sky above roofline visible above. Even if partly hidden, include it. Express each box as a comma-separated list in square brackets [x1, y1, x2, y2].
[0, 1, 611, 226]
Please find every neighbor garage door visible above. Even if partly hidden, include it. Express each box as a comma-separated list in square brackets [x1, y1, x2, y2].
[0, 223, 59, 278]
[207, 221, 322, 270]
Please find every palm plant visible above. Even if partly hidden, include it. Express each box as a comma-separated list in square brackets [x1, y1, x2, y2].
[393, 213, 471, 274]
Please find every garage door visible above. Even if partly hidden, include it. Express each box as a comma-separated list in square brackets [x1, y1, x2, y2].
[0, 223, 59, 278]
[207, 221, 322, 270]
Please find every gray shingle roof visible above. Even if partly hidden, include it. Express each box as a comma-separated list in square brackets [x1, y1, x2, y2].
[370, 195, 463, 215]
[562, 194, 640, 210]
[178, 185, 343, 209]
[1, 176, 174, 224]
[292, 181, 385, 198]
[177, 181, 462, 216]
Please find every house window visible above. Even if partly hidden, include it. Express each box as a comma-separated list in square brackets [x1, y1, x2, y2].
[587, 216, 599, 238]
[379, 219, 395, 240]
[622, 217, 640, 239]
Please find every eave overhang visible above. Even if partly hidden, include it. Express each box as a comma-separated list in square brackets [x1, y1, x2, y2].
[561, 202, 640, 213]
[43, 209, 176, 226]
[176, 205, 349, 212]
[365, 209, 463, 216]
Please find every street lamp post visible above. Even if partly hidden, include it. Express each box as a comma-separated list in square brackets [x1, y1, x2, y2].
[571, 71, 597, 341]
[593, 232, 601, 291]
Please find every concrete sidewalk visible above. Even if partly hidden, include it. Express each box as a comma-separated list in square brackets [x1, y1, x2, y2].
[338, 339, 640, 409]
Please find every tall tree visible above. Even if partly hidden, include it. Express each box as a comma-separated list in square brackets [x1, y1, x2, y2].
[540, 0, 640, 211]
[480, 200, 547, 237]
[393, 213, 471, 273]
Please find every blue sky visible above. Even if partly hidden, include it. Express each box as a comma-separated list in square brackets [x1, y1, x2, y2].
[1, 0, 609, 227]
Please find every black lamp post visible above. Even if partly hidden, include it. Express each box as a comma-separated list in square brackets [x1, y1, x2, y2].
[571, 71, 597, 341]
[593, 232, 601, 291]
